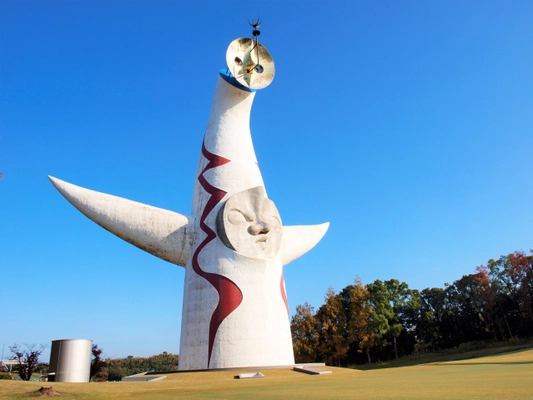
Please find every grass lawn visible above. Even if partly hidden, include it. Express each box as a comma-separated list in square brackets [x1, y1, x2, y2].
[1, 349, 532, 399]
[356, 342, 533, 370]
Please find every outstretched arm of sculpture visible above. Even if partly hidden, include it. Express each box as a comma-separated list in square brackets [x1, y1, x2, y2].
[48, 176, 194, 267]
[279, 223, 329, 266]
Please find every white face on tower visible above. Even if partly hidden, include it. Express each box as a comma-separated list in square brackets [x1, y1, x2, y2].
[217, 186, 282, 259]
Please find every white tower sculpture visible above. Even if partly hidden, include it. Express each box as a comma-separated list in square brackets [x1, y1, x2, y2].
[49, 22, 329, 370]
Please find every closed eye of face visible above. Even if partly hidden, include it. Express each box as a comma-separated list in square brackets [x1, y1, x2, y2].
[227, 208, 255, 225]
[261, 201, 281, 226]
[262, 211, 281, 226]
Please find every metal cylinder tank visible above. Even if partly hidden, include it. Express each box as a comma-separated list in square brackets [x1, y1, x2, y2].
[48, 339, 92, 382]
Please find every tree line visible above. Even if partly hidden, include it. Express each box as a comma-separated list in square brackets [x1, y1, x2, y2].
[1, 344, 178, 382]
[291, 250, 533, 366]
[103, 352, 179, 381]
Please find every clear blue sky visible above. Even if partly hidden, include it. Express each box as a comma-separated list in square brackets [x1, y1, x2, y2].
[1, 1, 532, 361]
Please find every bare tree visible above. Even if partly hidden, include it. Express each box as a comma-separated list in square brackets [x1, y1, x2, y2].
[9, 344, 46, 381]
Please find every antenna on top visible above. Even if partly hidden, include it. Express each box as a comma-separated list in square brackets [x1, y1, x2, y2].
[225, 17, 275, 90]
[249, 15, 261, 38]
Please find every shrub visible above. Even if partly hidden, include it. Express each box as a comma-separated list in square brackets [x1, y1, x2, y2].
[508, 337, 520, 345]
[458, 341, 484, 352]
[0, 372, 13, 380]
[94, 371, 109, 382]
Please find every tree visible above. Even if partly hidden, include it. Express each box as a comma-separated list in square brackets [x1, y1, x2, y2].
[505, 251, 533, 334]
[343, 279, 375, 363]
[384, 279, 419, 359]
[291, 302, 319, 363]
[147, 352, 179, 372]
[9, 344, 46, 381]
[366, 280, 398, 360]
[445, 274, 487, 345]
[476, 251, 533, 339]
[90, 344, 108, 381]
[365, 279, 417, 361]
[315, 287, 350, 366]
[418, 288, 447, 352]
[475, 264, 500, 339]
[94, 370, 109, 382]
[104, 352, 180, 380]
[477, 256, 515, 339]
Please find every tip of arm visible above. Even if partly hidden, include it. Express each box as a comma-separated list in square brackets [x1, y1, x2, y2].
[279, 222, 329, 266]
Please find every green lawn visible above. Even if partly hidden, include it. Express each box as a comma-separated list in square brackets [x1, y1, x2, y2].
[1, 349, 532, 399]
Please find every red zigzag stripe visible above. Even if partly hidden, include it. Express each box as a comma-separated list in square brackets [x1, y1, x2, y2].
[192, 142, 243, 367]
[280, 273, 289, 317]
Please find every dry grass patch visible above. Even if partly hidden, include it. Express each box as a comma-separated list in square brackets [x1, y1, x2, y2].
[26, 386, 64, 397]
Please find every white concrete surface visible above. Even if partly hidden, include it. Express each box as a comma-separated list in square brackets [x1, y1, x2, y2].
[49, 40, 328, 371]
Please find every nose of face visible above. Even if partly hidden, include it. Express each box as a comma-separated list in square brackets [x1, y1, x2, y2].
[248, 221, 271, 236]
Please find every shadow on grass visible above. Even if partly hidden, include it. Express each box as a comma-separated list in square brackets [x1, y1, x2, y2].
[352, 343, 533, 371]
[433, 361, 533, 366]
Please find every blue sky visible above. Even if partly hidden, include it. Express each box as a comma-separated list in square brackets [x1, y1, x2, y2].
[1, 1, 532, 361]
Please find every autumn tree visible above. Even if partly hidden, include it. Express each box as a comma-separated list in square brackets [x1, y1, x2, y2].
[9, 344, 46, 381]
[475, 264, 500, 339]
[315, 287, 350, 366]
[291, 302, 319, 363]
[476, 256, 515, 340]
[342, 279, 375, 363]
[476, 251, 533, 339]
[90, 344, 108, 381]
[505, 251, 533, 334]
